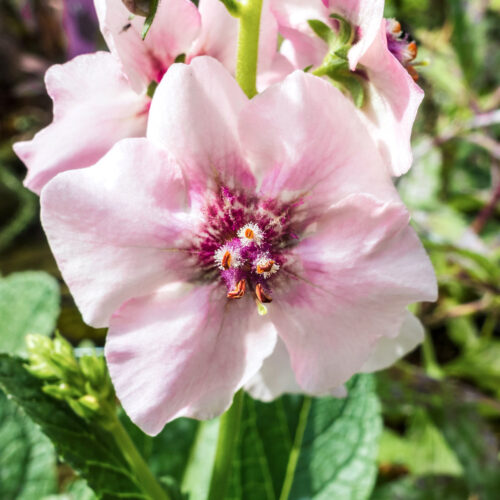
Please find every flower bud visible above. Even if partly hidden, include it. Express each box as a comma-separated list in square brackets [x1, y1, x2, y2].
[43, 382, 76, 400]
[26, 333, 53, 355]
[122, 0, 150, 16]
[79, 394, 100, 413]
[25, 360, 60, 379]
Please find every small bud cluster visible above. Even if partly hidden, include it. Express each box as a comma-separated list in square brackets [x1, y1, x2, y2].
[25, 333, 115, 423]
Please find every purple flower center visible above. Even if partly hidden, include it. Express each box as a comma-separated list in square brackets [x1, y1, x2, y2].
[192, 187, 300, 304]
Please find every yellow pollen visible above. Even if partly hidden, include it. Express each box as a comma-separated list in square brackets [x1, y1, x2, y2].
[245, 228, 254, 239]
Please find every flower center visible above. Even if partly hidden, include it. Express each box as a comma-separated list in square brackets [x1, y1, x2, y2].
[192, 187, 298, 305]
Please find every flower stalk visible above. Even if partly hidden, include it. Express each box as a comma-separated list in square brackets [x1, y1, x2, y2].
[207, 389, 244, 500]
[107, 413, 171, 500]
[235, 0, 264, 98]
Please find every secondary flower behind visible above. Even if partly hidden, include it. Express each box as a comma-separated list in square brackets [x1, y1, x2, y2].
[270, 0, 424, 176]
[41, 57, 436, 435]
[13, 0, 277, 194]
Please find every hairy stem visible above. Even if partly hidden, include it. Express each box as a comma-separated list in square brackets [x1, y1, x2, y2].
[235, 0, 264, 98]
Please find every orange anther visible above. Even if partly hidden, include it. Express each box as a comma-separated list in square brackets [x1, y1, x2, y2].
[255, 283, 272, 303]
[392, 21, 401, 34]
[227, 279, 246, 299]
[407, 41, 417, 60]
[408, 65, 419, 82]
[221, 250, 232, 270]
[244, 228, 254, 239]
[256, 260, 275, 274]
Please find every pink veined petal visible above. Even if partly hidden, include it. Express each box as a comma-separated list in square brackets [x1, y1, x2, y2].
[188, 0, 239, 72]
[258, 0, 280, 73]
[13, 52, 148, 194]
[41, 138, 194, 328]
[106, 283, 277, 435]
[239, 71, 397, 213]
[327, 0, 385, 70]
[270, 0, 383, 70]
[361, 310, 425, 373]
[269, 193, 437, 393]
[270, 0, 327, 69]
[358, 22, 424, 176]
[245, 338, 347, 401]
[148, 56, 255, 192]
[257, 52, 295, 91]
[95, 0, 201, 92]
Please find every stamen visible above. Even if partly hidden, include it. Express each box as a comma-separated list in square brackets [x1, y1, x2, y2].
[254, 255, 280, 279]
[227, 279, 246, 299]
[214, 244, 241, 270]
[255, 283, 272, 303]
[238, 223, 263, 246]
[257, 260, 275, 274]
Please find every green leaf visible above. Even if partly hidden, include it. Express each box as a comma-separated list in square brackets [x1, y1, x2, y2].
[227, 374, 381, 500]
[378, 409, 462, 477]
[371, 475, 468, 500]
[0, 272, 60, 356]
[0, 354, 153, 500]
[0, 391, 57, 499]
[428, 398, 500, 498]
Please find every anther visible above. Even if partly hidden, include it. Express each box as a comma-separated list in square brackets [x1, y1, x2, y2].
[257, 260, 275, 274]
[221, 250, 232, 270]
[238, 223, 263, 246]
[227, 279, 246, 299]
[255, 283, 272, 303]
[407, 41, 417, 60]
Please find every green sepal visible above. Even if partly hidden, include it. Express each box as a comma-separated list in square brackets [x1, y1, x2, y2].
[146, 80, 158, 98]
[174, 53, 186, 63]
[141, 0, 159, 39]
[218, 0, 240, 17]
[329, 13, 354, 46]
[329, 69, 366, 108]
[307, 19, 335, 45]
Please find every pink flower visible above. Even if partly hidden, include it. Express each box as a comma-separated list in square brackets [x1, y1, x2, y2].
[14, 0, 278, 194]
[41, 57, 436, 435]
[269, 0, 424, 176]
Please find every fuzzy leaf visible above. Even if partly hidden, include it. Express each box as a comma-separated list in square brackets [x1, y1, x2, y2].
[0, 391, 57, 499]
[226, 374, 381, 500]
[0, 354, 151, 500]
[0, 272, 60, 356]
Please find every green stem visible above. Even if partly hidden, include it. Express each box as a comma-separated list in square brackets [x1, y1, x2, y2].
[235, 0, 264, 98]
[108, 414, 170, 500]
[279, 396, 312, 500]
[421, 333, 444, 380]
[207, 389, 244, 500]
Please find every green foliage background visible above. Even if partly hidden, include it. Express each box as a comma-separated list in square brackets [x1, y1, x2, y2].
[0, 0, 499, 498]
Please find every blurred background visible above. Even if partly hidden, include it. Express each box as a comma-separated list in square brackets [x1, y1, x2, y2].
[0, 0, 499, 498]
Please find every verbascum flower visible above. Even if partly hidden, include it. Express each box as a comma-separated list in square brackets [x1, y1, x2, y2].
[41, 57, 436, 435]
[13, 0, 277, 194]
[269, 0, 424, 176]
